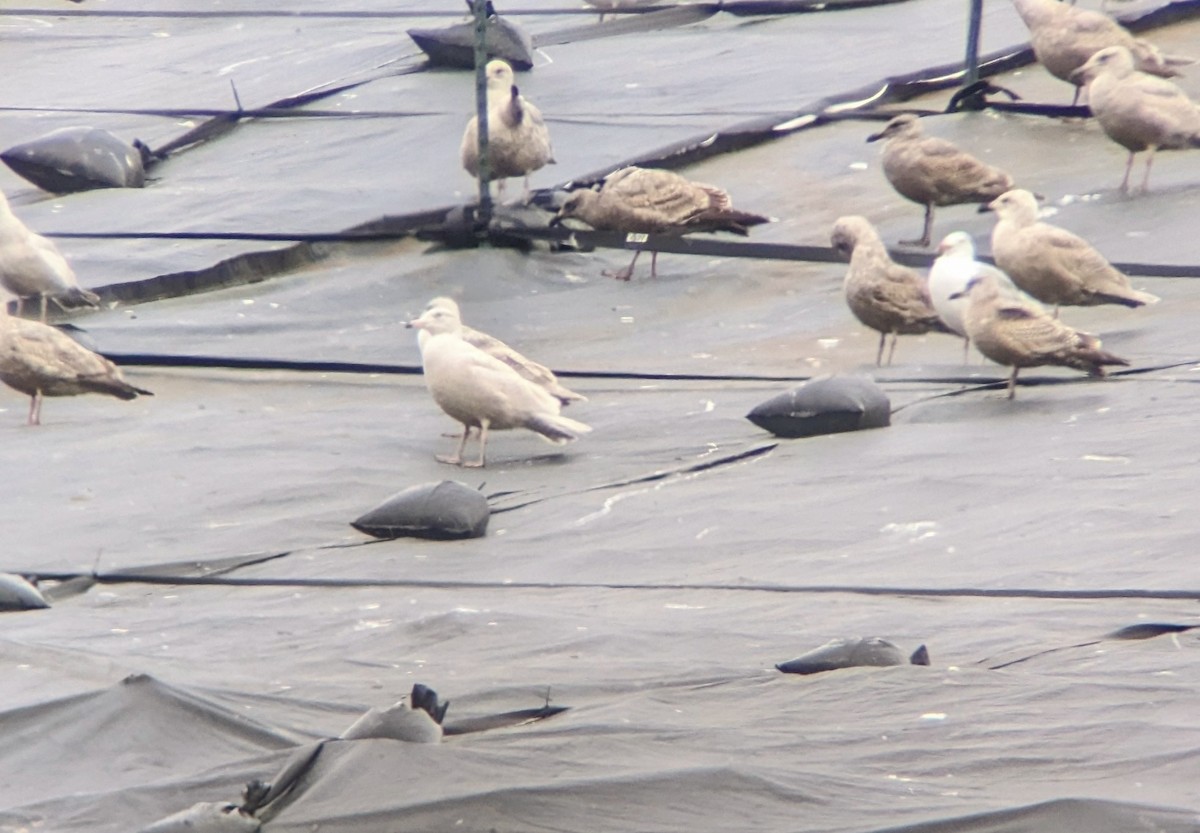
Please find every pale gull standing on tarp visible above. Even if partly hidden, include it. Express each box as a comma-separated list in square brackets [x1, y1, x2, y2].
[989, 189, 1160, 313]
[1011, 0, 1191, 105]
[867, 114, 1014, 248]
[415, 297, 586, 405]
[1069, 46, 1200, 192]
[460, 59, 554, 202]
[951, 272, 1129, 399]
[830, 215, 952, 366]
[408, 303, 591, 468]
[552, 166, 769, 280]
[0, 307, 152, 425]
[929, 231, 1021, 362]
[582, 0, 662, 22]
[0, 191, 100, 321]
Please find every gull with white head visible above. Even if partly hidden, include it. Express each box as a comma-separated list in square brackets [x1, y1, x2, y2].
[416, 297, 585, 406]
[408, 302, 590, 467]
[929, 231, 1023, 362]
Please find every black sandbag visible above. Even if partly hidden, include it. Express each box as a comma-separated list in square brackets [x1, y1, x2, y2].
[1, 127, 148, 193]
[1106, 623, 1198, 640]
[407, 13, 534, 71]
[746, 375, 890, 438]
[776, 637, 929, 675]
[351, 480, 489, 540]
[0, 573, 50, 611]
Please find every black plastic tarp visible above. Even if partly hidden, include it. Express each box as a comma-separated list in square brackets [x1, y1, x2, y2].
[1, 1, 1199, 831]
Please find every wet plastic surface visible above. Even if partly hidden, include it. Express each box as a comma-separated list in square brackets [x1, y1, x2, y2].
[2, 1, 1199, 832]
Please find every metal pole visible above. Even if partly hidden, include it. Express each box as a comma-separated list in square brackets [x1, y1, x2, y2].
[964, 0, 983, 86]
[472, 0, 493, 229]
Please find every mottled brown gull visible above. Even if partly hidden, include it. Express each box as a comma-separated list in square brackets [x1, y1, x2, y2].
[0, 308, 152, 425]
[989, 189, 1159, 312]
[0, 191, 100, 322]
[552, 166, 769, 280]
[830, 215, 952, 366]
[1069, 46, 1200, 192]
[867, 114, 1014, 248]
[1011, 0, 1191, 105]
[408, 303, 591, 467]
[460, 59, 554, 202]
[951, 272, 1129, 399]
[416, 297, 586, 406]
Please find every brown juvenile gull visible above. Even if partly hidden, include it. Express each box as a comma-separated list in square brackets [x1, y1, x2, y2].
[0, 308, 152, 425]
[867, 114, 1014, 249]
[460, 59, 554, 202]
[989, 189, 1159, 312]
[1011, 0, 1192, 105]
[830, 215, 953, 366]
[1069, 46, 1200, 192]
[408, 303, 591, 467]
[413, 296, 586, 406]
[0, 191, 100, 322]
[552, 166, 769, 280]
[950, 272, 1129, 399]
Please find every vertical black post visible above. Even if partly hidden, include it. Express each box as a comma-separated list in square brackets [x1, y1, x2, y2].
[472, 0, 492, 230]
[964, 0, 983, 86]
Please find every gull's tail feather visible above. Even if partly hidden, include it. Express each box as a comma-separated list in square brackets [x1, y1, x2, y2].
[525, 413, 593, 445]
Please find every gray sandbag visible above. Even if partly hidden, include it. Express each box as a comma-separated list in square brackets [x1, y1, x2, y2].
[746, 375, 890, 438]
[0, 573, 50, 611]
[1106, 623, 1198, 640]
[407, 5, 534, 71]
[1, 127, 148, 193]
[776, 637, 929, 675]
[351, 480, 489, 540]
[138, 802, 260, 833]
